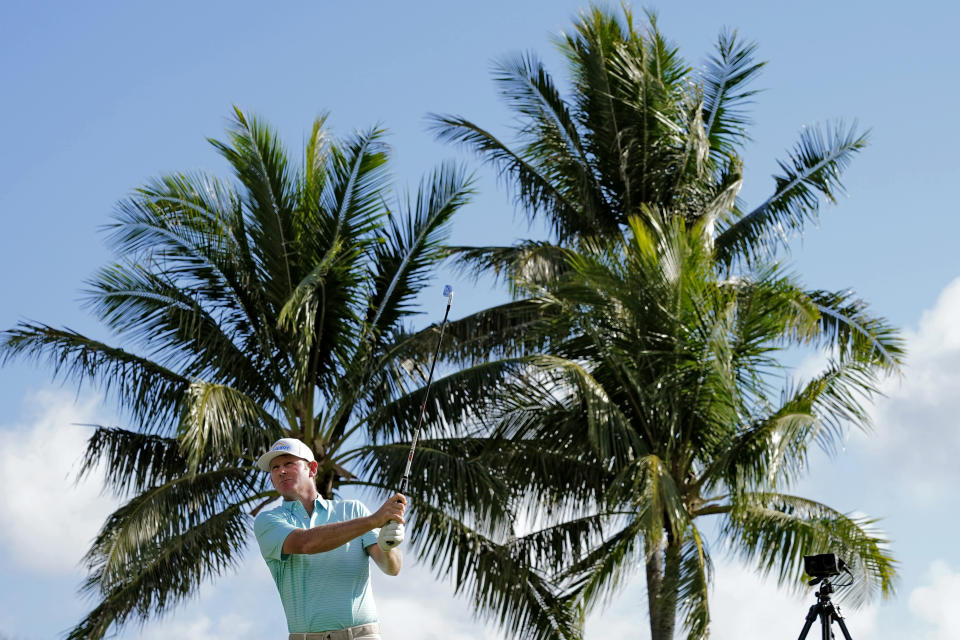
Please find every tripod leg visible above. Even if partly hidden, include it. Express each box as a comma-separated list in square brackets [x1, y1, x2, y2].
[832, 609, 854, 640]
[821, 608, 833, 640]
[796, 604, 819, 640]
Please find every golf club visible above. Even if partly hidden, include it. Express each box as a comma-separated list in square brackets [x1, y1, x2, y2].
[383, 284, 454, 548]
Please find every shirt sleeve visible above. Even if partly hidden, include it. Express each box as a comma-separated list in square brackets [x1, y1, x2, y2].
[348, 500, 381, 549]
[254, 510, 297, 562]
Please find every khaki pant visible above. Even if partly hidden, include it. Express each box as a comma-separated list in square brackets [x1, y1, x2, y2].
[289, 622, 381, 640]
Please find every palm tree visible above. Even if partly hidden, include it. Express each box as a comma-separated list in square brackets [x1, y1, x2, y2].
[0, 108, 535, 639]
[479, 211, 900, 640]
[431, 6, 864, 270]
[424, 6, 902, 639]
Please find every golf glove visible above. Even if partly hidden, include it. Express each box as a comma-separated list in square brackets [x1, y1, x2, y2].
[377, 521, 405, 551]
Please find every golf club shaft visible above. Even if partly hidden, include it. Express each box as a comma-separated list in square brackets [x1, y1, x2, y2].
[383, 289, 453, 549]
[398, 292, 453, 494]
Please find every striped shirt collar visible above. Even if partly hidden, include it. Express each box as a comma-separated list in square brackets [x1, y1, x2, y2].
[282, 493, 329, 514]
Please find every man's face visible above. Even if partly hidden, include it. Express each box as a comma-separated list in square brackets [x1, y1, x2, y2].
[268, 453, 316, 500]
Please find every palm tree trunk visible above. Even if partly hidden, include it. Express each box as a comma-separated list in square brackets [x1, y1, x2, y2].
[318, 468, 336, 499]
[645, 534, 681, 640]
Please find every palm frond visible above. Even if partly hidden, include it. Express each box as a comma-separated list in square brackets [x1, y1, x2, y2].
[720, 492, 896, 606]
[0, 323, 188, 430]
[803, 361, 882, 450]
[68, 503, 251, 640]
[107, 172, 288, 385]
[353, 436, 510, 525]
[317, 125, 391, 248]
[700, 29, 764, 159]
[80, 467, 257, 593]
[808, 288, 905, 371]
[608, 454, 689, 540]
[178, 380, 285, 472]
[78, 427, 190, 497]
[366, 162, 474, 335]
[559, 6, 636, 214]
[560, 516, 646, 612]
[428, 114, 581, 233]
[523, 354, 645, 463]
[497, 439, 613, 521]
[276, 239, 344, 349]
[676, 527, 713, 640]
[715, 121, 869, 264]
[301, 112, 333, 208]
[109, 172, 238, 281]
[701, 408, 816, 494]
[296, 125, 393, 390]
[564, 7, 715, 218]
[210, 107, 296, 297]
[449, 241, 571, 293]
[411, 501, 582, 640]
[365, 357, 530, 443]
[86, 262, 275, 399]
[490, 51, 612, 240]
[387, 298, 551, 367]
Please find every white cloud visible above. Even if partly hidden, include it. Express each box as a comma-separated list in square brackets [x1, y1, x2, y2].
[792, 349, 831, 387]
[0, 390, 504, 639]
[0, 390, 119, 572]
[908, 561, 960, 640]
[711, 561, 876, 639]
[127, 554, 818, 640]
[581, 559, 876, 640]
[5, 340, 942, 640]
[854, 275, 960, 502]
[372, 558, 504, 640]
[114, 543, 284, 639]
[135, 612, 255, 640]
[113, 541, 504, 640]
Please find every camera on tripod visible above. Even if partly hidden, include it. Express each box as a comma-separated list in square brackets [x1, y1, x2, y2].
[795, 553, 856, 640]
[803, 553, 845, 579]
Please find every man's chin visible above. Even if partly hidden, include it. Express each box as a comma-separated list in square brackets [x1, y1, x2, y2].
[277, 487, 298, 501]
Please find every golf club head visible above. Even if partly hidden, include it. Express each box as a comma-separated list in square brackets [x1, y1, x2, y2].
[442, 284, 453, 298]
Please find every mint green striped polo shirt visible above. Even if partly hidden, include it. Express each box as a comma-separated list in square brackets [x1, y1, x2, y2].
[254, 496, 381, 633]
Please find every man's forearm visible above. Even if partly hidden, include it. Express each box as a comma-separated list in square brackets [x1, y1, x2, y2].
[367, 544, 403, 576]
[378, 548, 402, 575]
[282, 516, 375, 555]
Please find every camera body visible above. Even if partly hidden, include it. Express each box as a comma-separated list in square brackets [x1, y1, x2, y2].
[803, 553, 844, 578]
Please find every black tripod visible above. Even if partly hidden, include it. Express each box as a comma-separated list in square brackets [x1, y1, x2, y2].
[795, 577, 854, 640]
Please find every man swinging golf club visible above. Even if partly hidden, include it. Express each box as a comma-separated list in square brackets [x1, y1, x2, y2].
[253, 437, 406, 640]
[254, 285, 453, 639]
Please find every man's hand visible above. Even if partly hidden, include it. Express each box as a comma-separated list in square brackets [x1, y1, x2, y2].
[371, 493, 406, 527]
[378, 521, 405, 551]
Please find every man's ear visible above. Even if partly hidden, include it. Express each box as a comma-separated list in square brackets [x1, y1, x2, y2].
[307, 460, 319, 477]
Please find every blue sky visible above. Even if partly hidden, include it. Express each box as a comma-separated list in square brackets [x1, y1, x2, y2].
[2, 1, 959, 638]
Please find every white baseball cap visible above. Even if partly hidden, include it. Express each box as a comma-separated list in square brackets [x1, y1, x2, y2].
[257, 438, 316, 471]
